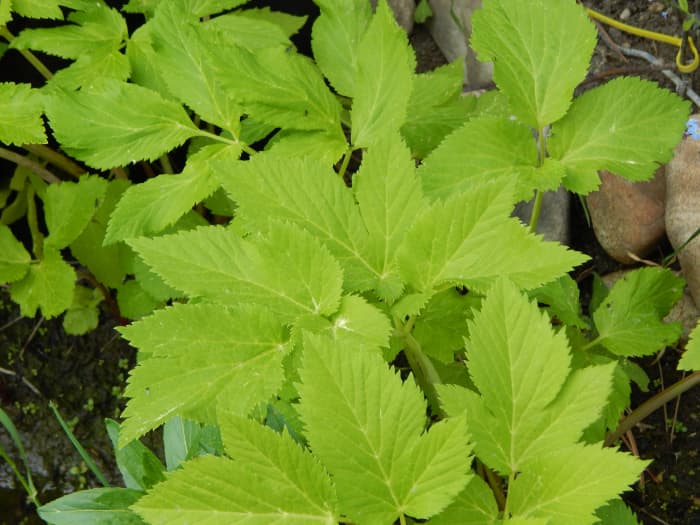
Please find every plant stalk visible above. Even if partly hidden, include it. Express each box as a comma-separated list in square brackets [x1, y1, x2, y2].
[23, 144, 85, 178]
[399, 324, 444, 415]
[605, 370, 700, 446]
[0, 28, 53, 80]
[0, 147, 61, 184]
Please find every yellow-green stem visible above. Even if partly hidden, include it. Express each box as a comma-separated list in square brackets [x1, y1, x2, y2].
[25, 186, 43, 259]
[23, 144, 84, 178]
[0, 147, 61, 184]
[0, 28, 53, 80]
[337, 147, 353, 180]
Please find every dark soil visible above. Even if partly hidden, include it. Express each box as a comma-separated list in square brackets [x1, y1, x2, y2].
[2, 2, 700, 525]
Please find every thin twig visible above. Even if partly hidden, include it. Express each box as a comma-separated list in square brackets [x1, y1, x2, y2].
[19, 317, 44, 359]
[0, 147, 61, 184]
[0, 367, 42, 396]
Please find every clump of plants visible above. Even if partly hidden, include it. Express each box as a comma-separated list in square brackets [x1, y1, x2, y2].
[1, 0, 699, 523]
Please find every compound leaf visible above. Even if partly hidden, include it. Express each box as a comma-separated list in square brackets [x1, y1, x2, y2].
[11, 3, 126, 59]
[0, 224, 31, 283]
[397, 180, 587, 293]
[351, 0, 415, 147]
[105, 154, 223, 244]
[132, 454, 337, 525]
[298, 334, 471, 524]
[45, 82, 201, 169]
[311, 0, 372, 97]
[550, 77, 690, 194]
[118, 303, 290, 445]
[0, 82, 46, 145]
[471, 0, 596, 129]
[509, 445, 645, 524]
[592, 267, 684, 356]
[353, 133, 426, 301]
[128, 222, 344, 322]
[10, 247, 75, 318]
[218, 155, 377, 293]
[44, 175, 108, 249]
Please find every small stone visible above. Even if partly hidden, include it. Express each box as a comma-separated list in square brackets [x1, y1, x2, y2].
[586, 167, 666, 264]
[513, 187, 570, 244]
[666, 115, 700, 306]
[649, 1, 665, 13]
[620, 7, 631, 20]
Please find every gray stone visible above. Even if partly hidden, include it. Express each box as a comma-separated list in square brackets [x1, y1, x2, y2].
[371, 0, 415, 34]
[426, 0, 492, 88]
[586, 168, 667, 264]
[513, 187, 570, 245]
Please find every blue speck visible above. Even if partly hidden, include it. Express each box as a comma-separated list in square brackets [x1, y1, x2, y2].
[662, 10, 669, 19]
[686, 118, 700, 140]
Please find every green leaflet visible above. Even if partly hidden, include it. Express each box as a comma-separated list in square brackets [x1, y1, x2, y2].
[591, 267, 684, 356]
[0, 0, 11, 26]
[353, 133, 427, 301]
[298, 334, 472, 524]
[11, 3, 127, 59]
[37, 488, 146, 525]
[105, 419, 165, 491]
[9, 247, 75, 319]
[594, 499, 643, 525]
[44, 175, 107, 249]
[396, 179, 588, 293]
[128, 222, 344, 322]
[104, 150, 225, 244]
[679, 321, 700, 371]
[417, 117, 553, 203]
[430, 476, 500, 524]
[0, 223, 31, 283]
[45, 82, 201, 169]
[47, 50, 130, 92]
[149, 0, 242, 132]
[311, 0, 372, 97]
[10, 0, 64, 19]
[550, 77, 691, 194]
[132, 447, 338, 524]
[118, 303, 290, 445]
[204, 9, 299, 50]
[0, 82, 46, 145]
[350, 0, 415, 147]
[529, 274, 589, 329]
[471, 0, 596, 130]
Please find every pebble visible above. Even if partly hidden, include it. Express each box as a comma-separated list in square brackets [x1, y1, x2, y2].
[620, 7, 631, 21]
[586, 167, 667, 264]
[666, 115, 700, 306]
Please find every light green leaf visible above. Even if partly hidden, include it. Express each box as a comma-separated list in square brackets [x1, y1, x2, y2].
[217, 155, 377, 293]
[203, 10, 294, 50]
[397, 180, 588, 293]
[215, 44, 342, 133]
[550, 77, 690, 194]
[529, 274, 589, 329]
[69, 179, 130, 288]
[238, 7, 307, 38]
[150, 1, 241, 131]
[37, 488, 146, 525]
[62, 285, 101, 335]
[679, 321, 700, 370]
[126, 24, 172, 97]
[351, 0, 415, 147]
[128, 222, 344, 322]
[509, 445, 645, 524]
[47, 50, 130, 92]
[132, 454, 337, 525]
[266, 129, 348, 166]
[354, 133, 426, 301]
[592, 267, 684, 356]
[595, 499, 642, 525]
[163, 416, 203, 471]
[44, 175, 108, 249]
[11, 3, 127, 59]
[45, 82, 201, 170]
[471, 0, 596, 129]
[105, 159, 221, 245]
[311, 0, 372, 97]
[178, 0, 247, 17]
[10, 0, 63, 19]
[461, 278, 571, 475]
[105, 419, 165, 491]
[298, 334, 472, 524]
[0, 0, 11, 26]
[218, 415, 339, 520]
[0, 82, 46, 145]
[429, 476, 500, 525]
[10, 248, 75, 319]
[0, 224, 31, 283]
[418, 117, 558, 202]
[117, 280, 160, 321]
[118, 303, 289, 444]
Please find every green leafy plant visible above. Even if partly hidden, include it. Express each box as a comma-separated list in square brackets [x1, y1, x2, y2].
[0, 0, 693, 523]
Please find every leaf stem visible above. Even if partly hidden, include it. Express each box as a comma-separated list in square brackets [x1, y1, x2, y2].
[528, 126, 548, 234]
[0, 147, 61, 184]
[337, 147, 353, 180]
[23, 144, 85, 179]
[196, 129, 257, 157]
[25, 185, 43, 259]
[605, 370, 700, 446]
[0, 27, 53, 81]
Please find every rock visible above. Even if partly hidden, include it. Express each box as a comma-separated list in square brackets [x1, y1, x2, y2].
[371, 0, 415, 33]
[666, 115, 700, 306]
[426, 0, 492, 89]
[513, 187, 570, 245]
[586, 167, 667, 264]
